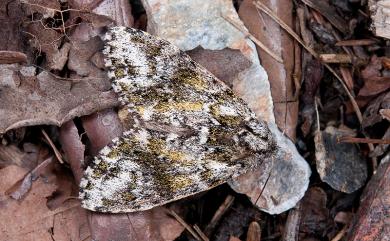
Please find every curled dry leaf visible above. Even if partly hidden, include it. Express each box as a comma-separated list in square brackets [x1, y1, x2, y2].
[362, 91, 390, 128]
[0, 64, 119, 134]
[359, 56, 390, 97]
[314, 126, 367, 193]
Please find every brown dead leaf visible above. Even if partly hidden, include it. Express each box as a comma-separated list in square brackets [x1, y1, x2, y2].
[81, 109, 123, 156]
[0, 165, 89, 241]
[0, 144, 25, 167]
[22, 0, 61, 18]
[67, 36, 106, 79]
[359, 56, 390, 97]
[0, 0, 24, 52]
[70, 11, 114, 29]
[26, 22, 64, 69]
[362, 91, 390, 128]
[7, 157, 53, 200]
[0, 64, 119, 134]
[382, 57, 390, 69]
[299, 187, 330, 238]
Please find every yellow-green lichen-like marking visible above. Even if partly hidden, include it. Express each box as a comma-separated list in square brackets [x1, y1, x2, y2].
[114, 67, 126, 79]
[173, 68, 208, 90]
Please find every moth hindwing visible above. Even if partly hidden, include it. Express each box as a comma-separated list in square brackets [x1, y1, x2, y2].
[79, 26, 276, 213]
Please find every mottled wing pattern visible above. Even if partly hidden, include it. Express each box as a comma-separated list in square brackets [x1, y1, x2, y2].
[79, 27, 276, 213]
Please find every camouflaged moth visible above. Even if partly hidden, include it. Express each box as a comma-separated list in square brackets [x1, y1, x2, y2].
[79, 27, 276, 213]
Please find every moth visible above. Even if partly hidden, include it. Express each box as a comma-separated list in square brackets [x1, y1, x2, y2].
[79, 27, 276, 213]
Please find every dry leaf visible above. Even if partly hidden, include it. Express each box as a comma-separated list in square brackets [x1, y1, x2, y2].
[359, 56, 390, 97]
[0, 165, 89, 241]
[299, 187, 330, 238]
[0, 64, 119, 134]
[362, 91, 390, 128]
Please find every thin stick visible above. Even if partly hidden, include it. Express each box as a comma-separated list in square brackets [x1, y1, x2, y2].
[315, 97, 320, 133]
[330, 225, 348, 241]
[253, 0, 363, 123]
[222, 15, 283, 63]
[338, 137, 390, 145]
[205, 195, 235, 235]
[336, 39, 378, 46]
[193, 224, 210, 241]
[170, 210, 202, 241]
[41, 129, 64, 164]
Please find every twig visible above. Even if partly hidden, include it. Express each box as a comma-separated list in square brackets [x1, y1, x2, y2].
[315, 97, 320, 133]
[204, 195, 235, 235]
[41, 129, 64, 164]
[330, 225, 348, 241]
[338, 137, 390, 145]
[170, 210, 202, 241]
[193, 224, 209, 241]
[222, 14, 283, 63]
[319, 54, 351, 64]
[336, 39, 378, 46]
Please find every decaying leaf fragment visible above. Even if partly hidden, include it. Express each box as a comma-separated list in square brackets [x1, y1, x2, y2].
[314, 126, 367, 193]
[0, 64, 119, 134]
[79, 27, 277, 213]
